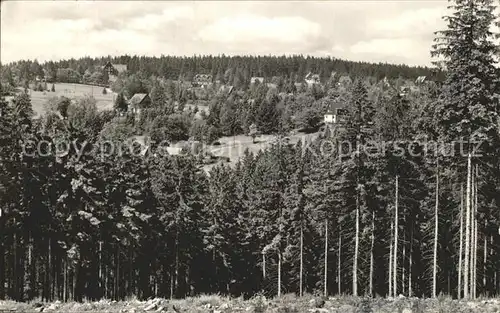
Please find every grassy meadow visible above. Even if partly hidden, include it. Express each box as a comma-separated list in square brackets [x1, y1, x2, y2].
[27, 83, 115, 117]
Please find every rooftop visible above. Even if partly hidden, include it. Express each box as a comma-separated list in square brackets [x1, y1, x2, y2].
[128, 93, 149, 106]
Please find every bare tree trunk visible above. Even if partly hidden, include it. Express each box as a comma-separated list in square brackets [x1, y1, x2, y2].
[470, 165, 477, 299]
[277, 250, 281, 297]
[104, 259, 108, 299]
[262, 252, 266, 279]
[13, 220, 18, 300]
[175, 242, 179, 298]
[409, 227, 413, 297]
[491, 235, 494, 296]
[73, 262, 78, 302]
[324, 219, 328, 297]
[433, 160, 439, 298]
[338, 227, 341, 295]
[393, 175, 399, 297]
[389, 220, 393, 297]
[472, 221, 475, 299]
[484, 233, 487, 297]
[54, 252, 59, 301]
[473, 209, 478, 299]
[369, 211, 375, 297]
[464, 153, 471, 299]
[470, 167, 475, 299]
[116, 247, 120, 300]
[99, 241, 102, 296]
[458, 184, 464, 298]
[48, 237, 52, 301]
[129, 245, 133, 298]
[402, 228, 406, 296]
[185, 264, 190, 297]
[0, 239, 4, 300]
[27, 232, 33, 300]
[299, 222, 303, 297]
[170, 268, 174, 300]
[473, 165, 478, 299]
[63, 258, 67, 302]
[0, 209, 4, 300]
[172, 229, 179, 299]
[353, 199, 359, 296]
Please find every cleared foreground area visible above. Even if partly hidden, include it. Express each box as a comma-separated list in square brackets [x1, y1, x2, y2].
[1, 295, 500, 313]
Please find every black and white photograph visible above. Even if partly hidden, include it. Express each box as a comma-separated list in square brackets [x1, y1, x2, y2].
[0, 0, 500, 312]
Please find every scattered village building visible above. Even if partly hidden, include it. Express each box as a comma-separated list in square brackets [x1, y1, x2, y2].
[324, 111, 335, 124]
[324, 103, 348, 125]
[324, 109, 347, 125]
[305, 72, 320, 87]
[103, 62, 128, 84]
[250, 77, 264, 85]
[193, 110, 206, 120]
[192, 74, 213, 87]
[165, 146, 184, 156]
[42, 69, 50, 81]
[278, 92, 294, 100]
[382, 77, 391, 87]
[337, 75, 353, 88]
[164, 141, 204, 156]
[294, 82, 305, 90]
[415, 76, 427, 85]
[266, 83, 278, 89]
[219, 85, 234, 96]
[399, 86, 411, 97]
[127, 135, 150, 156]
[128, 93, 150, 117]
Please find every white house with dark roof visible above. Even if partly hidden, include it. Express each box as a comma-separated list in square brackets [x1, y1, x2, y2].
[128, 93, 150, 117]
[250, 77, 264, 85]
[266, 83, 277, 89]
[219, 85, 234, 96]
[415, 76, 427, 85]
[193, 74, 213, 87]
[324, 102, 348, 125]
[305, 72, 320, 87]
[103, 61, 127, 84]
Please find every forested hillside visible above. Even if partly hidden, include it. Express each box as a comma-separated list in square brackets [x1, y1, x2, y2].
[0, 0, 499, 304]
[1, 54, 439, 90]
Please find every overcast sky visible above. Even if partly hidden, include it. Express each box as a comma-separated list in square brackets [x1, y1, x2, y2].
[1, 0, 491, 67]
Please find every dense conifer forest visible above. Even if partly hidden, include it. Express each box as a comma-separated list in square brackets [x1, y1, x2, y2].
[1, 54, 438, 88]
[0, 0, 499, 303]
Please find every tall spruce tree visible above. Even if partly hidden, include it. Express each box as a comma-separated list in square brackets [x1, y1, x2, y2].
[432, 0, 500, 299]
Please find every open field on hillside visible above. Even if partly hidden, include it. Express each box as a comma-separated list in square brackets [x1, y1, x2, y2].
[27, 83, 115, 117]
[1, 294, 499, 313]
[202, 131, 320, 172]
[136, 131, 320, 173]
[24, 85, 211, 118]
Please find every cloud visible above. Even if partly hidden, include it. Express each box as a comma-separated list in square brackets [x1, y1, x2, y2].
[349, 38, 431, 65]
[198, 15, 322, 44]
[367, 7, 448, 39]
[123, 6, 195, 31]
[2, 0, 480, 66]
[196, 14, 329, 55]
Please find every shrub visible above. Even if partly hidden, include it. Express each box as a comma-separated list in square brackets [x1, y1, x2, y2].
[356, 298, 373, 313]
[252, 294, 267, 313]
